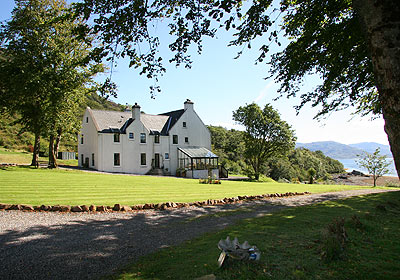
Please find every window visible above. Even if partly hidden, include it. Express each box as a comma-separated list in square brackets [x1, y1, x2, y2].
[183, 122, 186, 128]
[114, 133, 120, 143]
[154, 134, 160, 144]
[91, 153, 95, 166]
[81, 135, 84, 144]
[129, 132, 134, 140]
[185, 137, 189, 143]
[173, 135, 178, 144]
[165, 153, 169, 160]
[140, 153, 146, 165]
[81, 154, 83, 166]
[140, 133, 146, 143]
[114, 153, 120, 166]
[86, 117, 88, 123]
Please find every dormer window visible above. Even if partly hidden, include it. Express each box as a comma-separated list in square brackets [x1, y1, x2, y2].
[114, 133, 120, 143]
[183, 122, 186, 128]
[154, 134, 160, 144]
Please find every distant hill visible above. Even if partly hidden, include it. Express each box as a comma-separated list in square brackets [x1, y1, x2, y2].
[349, 142, 392, 157]
[0, 93, 125, 152]
[296, 141, 393, 159]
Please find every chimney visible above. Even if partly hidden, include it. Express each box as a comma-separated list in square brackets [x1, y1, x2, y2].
[132, 103, 141, 121]
[184, 99, 194, 111]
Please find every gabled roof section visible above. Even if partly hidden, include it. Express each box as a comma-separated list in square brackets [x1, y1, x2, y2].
[90, 107, 186, 135]
[159, 109, 185, 135]
[141, 114, 170, 135]
[90, 109, 132, 133]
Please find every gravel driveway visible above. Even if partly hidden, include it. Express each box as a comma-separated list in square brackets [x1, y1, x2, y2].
[0, 189, 398, 280]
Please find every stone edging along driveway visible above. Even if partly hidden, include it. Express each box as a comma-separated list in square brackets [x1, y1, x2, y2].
[0, 188, 398, 280]
[0, 191, 311, 213]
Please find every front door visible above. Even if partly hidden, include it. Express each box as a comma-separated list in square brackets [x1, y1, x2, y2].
[154, 153, 160, 168]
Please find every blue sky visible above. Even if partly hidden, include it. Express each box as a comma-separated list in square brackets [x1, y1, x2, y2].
[0, 0, 390, 145]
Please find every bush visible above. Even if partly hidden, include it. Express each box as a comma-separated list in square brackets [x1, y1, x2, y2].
[199, 176, 221, 184]
[256, 174, 276, 183]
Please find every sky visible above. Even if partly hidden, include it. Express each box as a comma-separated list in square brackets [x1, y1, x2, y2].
[0, 0, 390, 145]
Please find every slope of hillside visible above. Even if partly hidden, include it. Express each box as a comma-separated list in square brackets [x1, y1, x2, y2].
[296, 141, 393, 159]
[0, 93, 125, 152]
[349, 142, 392, 157]
[296, 141, 364, 159]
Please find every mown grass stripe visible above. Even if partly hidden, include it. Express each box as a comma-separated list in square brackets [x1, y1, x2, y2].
[0, 166, 396, 206]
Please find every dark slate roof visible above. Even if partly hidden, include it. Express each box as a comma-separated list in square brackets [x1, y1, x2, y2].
[178, 147, 218, 158]
[141, 114, 170, 135]
[90, 110, 132, 133]
[159, 109, 185, 135]
[90, 108, 182, 135]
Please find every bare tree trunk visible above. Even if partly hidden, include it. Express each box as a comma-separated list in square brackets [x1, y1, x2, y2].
[48, 135, 57, 168]
[31, 132, 40, 168]
[354, 0, 400, 179]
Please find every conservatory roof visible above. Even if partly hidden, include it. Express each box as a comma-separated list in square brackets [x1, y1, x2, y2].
[178, 147, 218, 158]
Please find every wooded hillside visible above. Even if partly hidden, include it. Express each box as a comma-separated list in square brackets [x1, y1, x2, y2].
[208, 125, 344, 181]
[0, 93, 124, 153]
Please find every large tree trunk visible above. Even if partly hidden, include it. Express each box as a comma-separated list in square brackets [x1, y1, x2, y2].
[31, 132, 40, 168]
[354, 0, 400, 178]
[48, 135, 57, 168]
[54, 129, 62, 157]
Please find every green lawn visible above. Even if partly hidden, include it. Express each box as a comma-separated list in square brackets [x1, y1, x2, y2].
[109, 191, 400, 280]
[0, 147, 78, 166]
[0, 166, 394, 206]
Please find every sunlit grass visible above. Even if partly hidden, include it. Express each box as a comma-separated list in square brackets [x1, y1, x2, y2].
[0, 147, 77, 166]
[108, 191, 400, 280]
[0, 166, 395, 206]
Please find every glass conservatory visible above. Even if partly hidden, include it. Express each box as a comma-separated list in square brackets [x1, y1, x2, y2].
[177, 147, 219, 179]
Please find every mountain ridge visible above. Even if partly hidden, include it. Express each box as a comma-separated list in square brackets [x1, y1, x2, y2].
[296, 141, 392, 159]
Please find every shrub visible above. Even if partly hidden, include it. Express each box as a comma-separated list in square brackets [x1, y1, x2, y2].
[199, 176, 221, 184]
[254, 174, 276, 183]
[291, 178, 300, 184]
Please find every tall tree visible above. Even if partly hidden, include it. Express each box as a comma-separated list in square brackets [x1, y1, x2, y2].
[74, 0, 400, 178]
[233, 103, 296, 180]
[0, 0, 102, 167]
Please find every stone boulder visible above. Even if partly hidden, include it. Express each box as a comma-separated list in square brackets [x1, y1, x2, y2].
[60, 205, 71, 212]
[71, 205, 83, 212]
[40, 205, 51, 211]
[96, 205, 107, 212]
[113, 204, 121, 211]
[21, 205, 34, 211]
[51, 205, 61, 212]
[9, 204, 22, 210]
[81, 205, 90, 212]
[0, 204, 11, 210]
[120, 205, 132, 211]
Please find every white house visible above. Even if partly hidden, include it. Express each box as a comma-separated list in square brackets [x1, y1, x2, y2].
[78, 99, 220, 178]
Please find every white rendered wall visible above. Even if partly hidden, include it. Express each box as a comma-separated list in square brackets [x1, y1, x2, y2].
[167, 104, 212, 175]
[78, 109, 99, 169]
